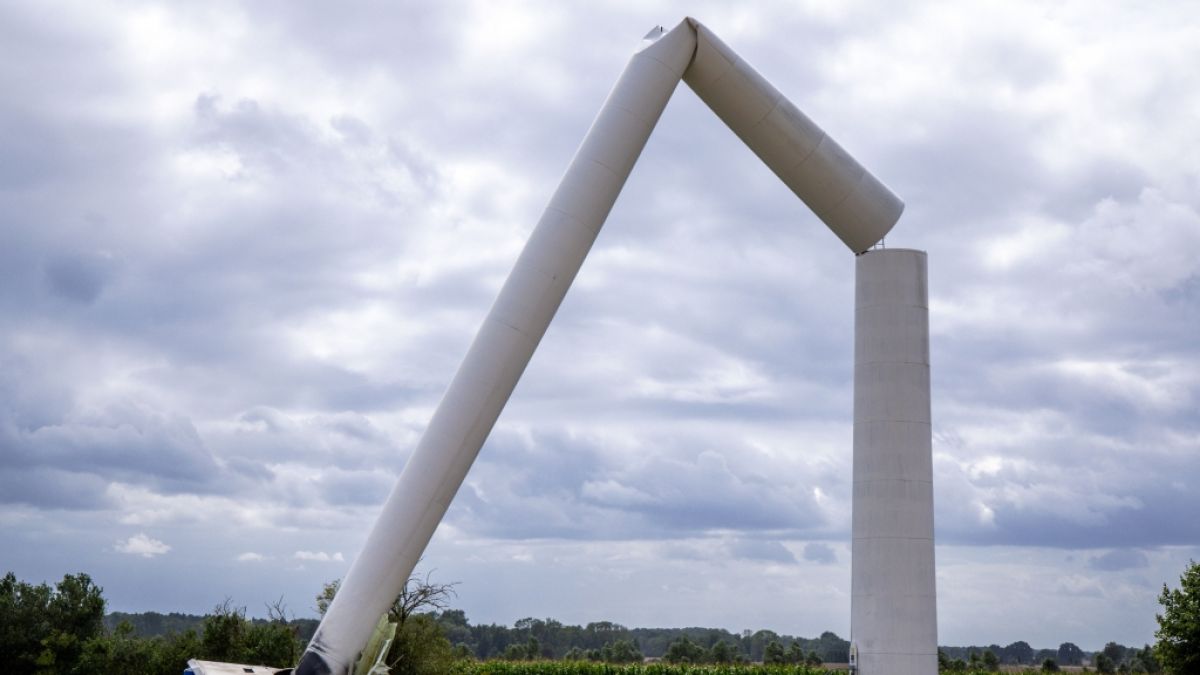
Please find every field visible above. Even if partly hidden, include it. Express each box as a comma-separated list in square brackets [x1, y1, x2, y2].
[447, 664, 1075, 675]
[449, 664, 838, 675]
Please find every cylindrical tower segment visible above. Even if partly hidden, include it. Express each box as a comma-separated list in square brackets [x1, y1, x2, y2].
[851, 249, 936, 675]
[294, 21, 698, 675]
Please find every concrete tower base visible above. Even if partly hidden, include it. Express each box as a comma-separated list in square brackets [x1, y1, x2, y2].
[851, 249, 936, 675]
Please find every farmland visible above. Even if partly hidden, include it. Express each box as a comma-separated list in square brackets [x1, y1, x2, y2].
[450, 664, 834, 675]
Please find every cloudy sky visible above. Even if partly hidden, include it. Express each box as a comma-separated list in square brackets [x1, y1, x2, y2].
[2, 0, 1198, 653]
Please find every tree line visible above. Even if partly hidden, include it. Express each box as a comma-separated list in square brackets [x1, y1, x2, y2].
[1, 572, 301, 674]
[937, 642, 1160, 673]
[314, 577, 846, 670]
[937, 640, 1160, 671]
[3, 559, 1198, 674]
[430, 611, 850, 663]
[103, 610, 319, 644]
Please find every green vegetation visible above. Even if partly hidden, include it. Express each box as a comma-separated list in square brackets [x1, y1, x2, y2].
[316, 574, 459, 675]
[3, 558, 1198, 674]
[0, 572, 105, 673]
[449, 665, 827, 674]
[0, 572, 303, 675]
[1155, 559, 1200, 674]
[426, 617, 849, 664]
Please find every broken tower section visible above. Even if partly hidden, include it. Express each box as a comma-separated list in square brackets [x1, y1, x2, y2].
[852, 249, 937, 675]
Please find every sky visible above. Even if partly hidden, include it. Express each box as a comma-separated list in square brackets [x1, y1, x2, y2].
[1, 0, 1198, 654]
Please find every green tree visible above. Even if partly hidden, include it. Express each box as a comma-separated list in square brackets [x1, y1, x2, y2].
[664, 635, 706, 664]
[785, 641, 803, 665]
[319, 570, 458, 674]
[712, 640, 734, 664]
[388, 614, 452, 675]
[1129, 644, 1160, 673]
[744, 629, 779, 662]
[242, 601, 300, 667]
[814, 631, 850, 663]
[1059, 642, 1086, 666]
[1042, 658, 1060, 672]
[806, 649, 823, 667]
[194, 598, 302, 668]
[75, 608, 250, 675]
[524, 636, 541, 660]
[502, 643, 526, 660]
[604, 639, 641, 664]
[983, 649, 1000, 672]
[1104, 642, 1129, 668]
[563, 646, 585, 660]
[1155, 560, 1200, 674]
[47, 572, 107, 670]
[764, 639, 786, 664]
[1006, 640, 1035, 665]
[435, 609, 473, 652]
[0, 572, 106, 674]
[77, 621, 155, 675]
[315, 579, 339, 616]
[200, 600, 247, 663]
[79, 617, 208, 675]
[1096, 653, 1116, 674]
[149, 630, 202, 675]
[0, 572, 53, 672]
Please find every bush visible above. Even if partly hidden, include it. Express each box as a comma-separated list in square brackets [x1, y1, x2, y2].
[388, 613, 455, 675]
[78, 621, 156, 675]
[193, 599, 301, 667]
[77, 622, 204, 675]
[150, 630, 203, 675]
[1156, 560, 1200, 674]
[0, 572, 106, 674]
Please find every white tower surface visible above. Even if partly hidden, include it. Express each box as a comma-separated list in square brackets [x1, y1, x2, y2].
[293, 18, 911, 675]
[852, 249, 937, 675]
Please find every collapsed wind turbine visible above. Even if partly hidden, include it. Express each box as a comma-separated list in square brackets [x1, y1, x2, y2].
[288, 18, 934, 675]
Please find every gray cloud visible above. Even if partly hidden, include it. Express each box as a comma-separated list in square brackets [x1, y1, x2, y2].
[315, 468, 393, 507]
[43, 251, 118, 304]
[1089, 549, 1150, 572]
[730, 539, 797, 564]
[0, 401, 235, 507]
[0, 468, 112, 510]
[440, 428, 834, 541]
[803, 542, 837, 565]
[0, 0, 1197, 649]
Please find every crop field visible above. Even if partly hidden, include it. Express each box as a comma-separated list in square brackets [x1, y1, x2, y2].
[449, 664, 837, 675]
[447, 664, 1062, 675]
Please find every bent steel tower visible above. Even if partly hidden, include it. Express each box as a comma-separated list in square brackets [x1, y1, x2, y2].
[288, 18, 935, 675]
[852, 249, 936, 675]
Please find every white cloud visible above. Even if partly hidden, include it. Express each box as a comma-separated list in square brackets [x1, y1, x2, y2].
[236, 552, 266, 562]
[294, 550, 345, 563]
[115, 533, 171, 558]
